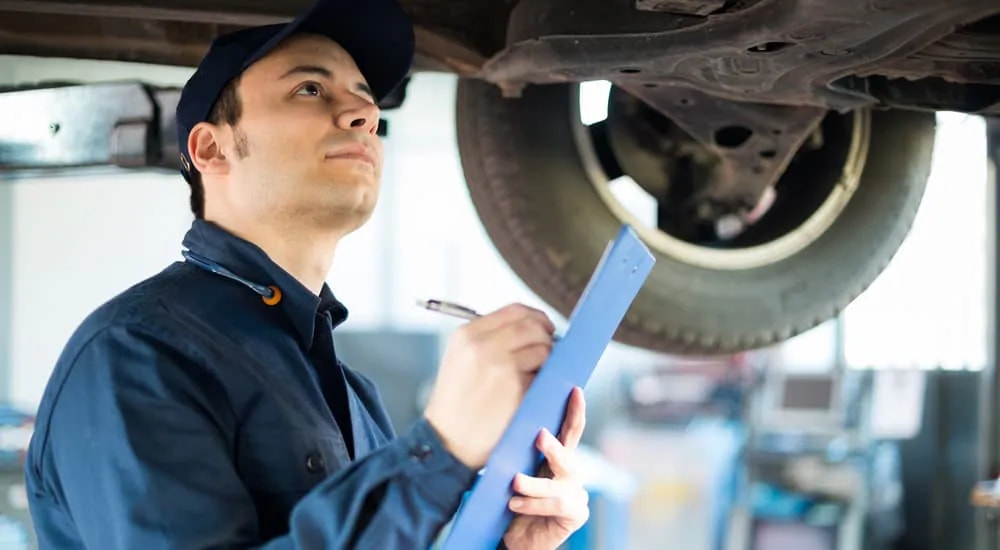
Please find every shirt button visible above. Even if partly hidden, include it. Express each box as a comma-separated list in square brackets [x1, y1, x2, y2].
[411, 443, 433, 461]
[305, 452, 325, 473]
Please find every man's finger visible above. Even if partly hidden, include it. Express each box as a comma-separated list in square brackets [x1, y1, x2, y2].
[557, 387, 586, 449]
[511, 343, 552, 374]
[508, 490, 590, 522]
[489, 316, 556, 355]
[469, 303, 554, 337]
[512, 472, 565, 498]
[459, 303, 527, 336]
[537, 428, 574, 479]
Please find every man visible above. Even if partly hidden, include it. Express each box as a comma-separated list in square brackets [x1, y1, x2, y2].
[23, 0, 590, 548]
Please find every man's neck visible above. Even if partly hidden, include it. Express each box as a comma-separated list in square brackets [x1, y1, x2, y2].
[208, 215, 339, 295]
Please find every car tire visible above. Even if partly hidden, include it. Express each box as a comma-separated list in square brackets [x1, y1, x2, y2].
[455, 79, 936, 354]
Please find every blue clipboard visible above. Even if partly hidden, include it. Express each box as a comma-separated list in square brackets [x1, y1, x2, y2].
[440, 224, 655, 550]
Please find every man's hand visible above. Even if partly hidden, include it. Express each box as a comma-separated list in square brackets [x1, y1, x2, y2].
[423, 303, 556, 469]
[502, 387, 590, 550]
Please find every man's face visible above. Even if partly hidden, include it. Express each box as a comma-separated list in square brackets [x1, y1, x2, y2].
[215, 33, 384, 232]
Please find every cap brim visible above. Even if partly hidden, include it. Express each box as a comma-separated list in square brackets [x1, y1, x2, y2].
[243, 0, 414, 102]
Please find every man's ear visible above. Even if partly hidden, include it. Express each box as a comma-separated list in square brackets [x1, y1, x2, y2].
[188, 122, 230, 176]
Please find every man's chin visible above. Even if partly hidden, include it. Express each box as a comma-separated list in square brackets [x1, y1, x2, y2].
[311, 195, 377, 231]
[322, 162, 380, 183]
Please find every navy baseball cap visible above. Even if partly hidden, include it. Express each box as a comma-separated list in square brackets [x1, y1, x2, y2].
[175, 0, 414, 181]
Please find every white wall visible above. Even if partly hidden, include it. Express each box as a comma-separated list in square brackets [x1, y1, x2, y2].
[10, 173, 192, 408]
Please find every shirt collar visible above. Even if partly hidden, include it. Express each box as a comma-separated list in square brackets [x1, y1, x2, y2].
[180, 219, 348, 349]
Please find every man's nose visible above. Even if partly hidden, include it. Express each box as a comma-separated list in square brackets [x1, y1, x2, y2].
[335, 101, 381, 135]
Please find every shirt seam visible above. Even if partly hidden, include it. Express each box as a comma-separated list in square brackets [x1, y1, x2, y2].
[30, 323, 116, 489]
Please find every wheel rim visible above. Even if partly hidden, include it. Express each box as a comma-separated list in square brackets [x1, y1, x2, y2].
[571, 82, 871, 271]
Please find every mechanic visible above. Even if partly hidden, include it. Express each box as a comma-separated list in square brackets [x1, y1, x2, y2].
[23, 0, 590, 548]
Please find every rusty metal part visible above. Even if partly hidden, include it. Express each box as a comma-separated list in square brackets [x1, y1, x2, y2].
[496, 0, 1000, 112]
[866, 16, 1000, 84]
[635, 0, 727, 16]
[0, 0, 998, 114]
[605, 84, 825, 238]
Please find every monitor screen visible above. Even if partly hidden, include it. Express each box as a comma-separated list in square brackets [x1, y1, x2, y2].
[780, 376, 835, 411]
[753, 520, 837, 550]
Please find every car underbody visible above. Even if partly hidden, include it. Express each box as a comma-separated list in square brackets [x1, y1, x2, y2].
[0, 0, 998, 113]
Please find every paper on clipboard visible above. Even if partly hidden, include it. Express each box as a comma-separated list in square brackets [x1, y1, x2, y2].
[439, 224, 655, 550]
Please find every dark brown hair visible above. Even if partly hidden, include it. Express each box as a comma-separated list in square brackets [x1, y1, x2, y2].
[187, 76, 243, 219]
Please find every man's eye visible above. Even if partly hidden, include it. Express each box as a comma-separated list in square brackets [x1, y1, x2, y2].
[295, 83, 323, 97]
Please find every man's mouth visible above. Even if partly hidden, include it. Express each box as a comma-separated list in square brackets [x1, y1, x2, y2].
[326, 144, 375, 167]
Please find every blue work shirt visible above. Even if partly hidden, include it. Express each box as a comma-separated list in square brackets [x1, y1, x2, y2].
[25, 219, 478, 549]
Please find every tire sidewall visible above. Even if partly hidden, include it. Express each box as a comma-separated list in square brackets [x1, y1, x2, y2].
[457, 80, 936, 353]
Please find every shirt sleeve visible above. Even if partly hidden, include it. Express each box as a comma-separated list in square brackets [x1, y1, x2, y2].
[39, 323, 477, 550]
